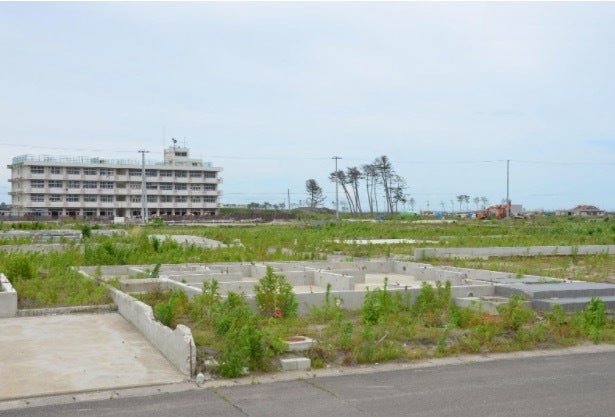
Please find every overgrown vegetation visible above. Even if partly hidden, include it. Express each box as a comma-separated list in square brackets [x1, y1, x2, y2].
[139, 273, 614, 378]
[1, 216, 614, 375]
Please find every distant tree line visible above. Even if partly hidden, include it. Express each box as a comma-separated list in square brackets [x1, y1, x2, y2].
[305, 155, 408, 215]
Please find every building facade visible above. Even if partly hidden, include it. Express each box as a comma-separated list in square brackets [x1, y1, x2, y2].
[7, 147, 223, 218]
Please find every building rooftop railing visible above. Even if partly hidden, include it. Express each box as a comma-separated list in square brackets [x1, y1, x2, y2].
[11, 154, 214, 168]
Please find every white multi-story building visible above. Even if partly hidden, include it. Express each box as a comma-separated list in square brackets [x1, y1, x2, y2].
[7, 146, 223, 218]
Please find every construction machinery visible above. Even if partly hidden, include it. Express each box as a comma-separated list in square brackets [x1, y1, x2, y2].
[476, 200, 511, 220]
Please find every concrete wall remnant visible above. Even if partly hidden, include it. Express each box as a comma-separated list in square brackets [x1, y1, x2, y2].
[0, 273, 18, 318]
[107, 286, 196, 376]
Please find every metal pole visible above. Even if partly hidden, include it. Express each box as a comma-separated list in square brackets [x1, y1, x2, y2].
[139, 150, 150, 223]
[332, 156, 341, 220]
[287, 189, 291, 214]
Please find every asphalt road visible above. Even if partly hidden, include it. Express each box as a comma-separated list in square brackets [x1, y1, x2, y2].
[2, 348, 614, 416]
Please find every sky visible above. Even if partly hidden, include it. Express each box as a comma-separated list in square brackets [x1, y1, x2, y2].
[1, 1, 615, 212]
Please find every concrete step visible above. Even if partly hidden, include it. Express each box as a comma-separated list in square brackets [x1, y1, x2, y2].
[532, 296, 615, 312]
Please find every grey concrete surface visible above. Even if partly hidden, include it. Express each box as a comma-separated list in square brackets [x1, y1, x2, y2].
[3, 345, 614, 416]
[0, 313, 186, 401]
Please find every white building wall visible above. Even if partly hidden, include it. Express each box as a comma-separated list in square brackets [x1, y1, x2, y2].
[7, 147, 223, 218]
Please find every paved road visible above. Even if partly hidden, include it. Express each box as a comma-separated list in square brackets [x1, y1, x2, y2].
[2, 347, 614, 416]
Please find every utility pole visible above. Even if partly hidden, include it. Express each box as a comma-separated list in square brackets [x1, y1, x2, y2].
[287, 189, 291, 214]
[506, 159, 510, 219]
[139, 150, 150, 223]
[332, 156, 342, 220]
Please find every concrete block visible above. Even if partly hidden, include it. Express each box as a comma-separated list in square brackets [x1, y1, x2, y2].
[285, 336, 316, 352]
[280, 357, 311, 371]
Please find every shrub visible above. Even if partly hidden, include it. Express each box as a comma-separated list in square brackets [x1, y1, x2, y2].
[497, 295, 534, 331]
[3, 253, 36, 281]
[213, 292, 274, 377]
[153, 289, 188, 327]
[361, 278, 405, 325]
[189, 280, 221, 324]
[150, 263, 161, 278]
[583, 297, 606, 343]
[254, 266, 297, 318]
[413, 281, 453, 327]
[339, 321, 354, 351]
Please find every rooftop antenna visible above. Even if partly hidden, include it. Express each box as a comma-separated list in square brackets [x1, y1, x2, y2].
[171, 138, 177, 151]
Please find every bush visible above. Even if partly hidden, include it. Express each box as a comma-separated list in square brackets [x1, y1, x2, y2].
[413, 281, 453, 327]
[583, 297, 606, 343]
[497, 295, 534, 331]
[153, 289, 188, 327]
[214, 292, 274, 377]
[254, 266, 297, 318]
[189, 279, 221, 324]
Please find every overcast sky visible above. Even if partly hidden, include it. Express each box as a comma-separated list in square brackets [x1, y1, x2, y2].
[2, 2, 614, 212]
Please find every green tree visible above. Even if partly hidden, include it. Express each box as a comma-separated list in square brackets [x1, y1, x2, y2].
[305, 179, 326, 208]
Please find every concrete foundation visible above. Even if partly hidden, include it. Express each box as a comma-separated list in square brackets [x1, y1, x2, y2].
[415, 245, 615, 260]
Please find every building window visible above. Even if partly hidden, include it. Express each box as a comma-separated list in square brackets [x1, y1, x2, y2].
[50, 167, 62, 174]
[129, 169, 141, 176]
[160, 196, 173, 203]
[159, 170, 172, 177]
[83, 181, 97, 189]
[84, 168, 97, 175]
[190, 185, 201, 191]
[204, 196, 217, 203]
[31, 180, 44, 188]
[100, 181, 114, 189]
[131, 196, 141, 203]
[191, 196, 201, 203]
[100, 195, 114, 203]
[175, 170, 187, 178]
[146, 182, 158, 190]
[68, 180, 80, 188]
[204, 184, 217, 191]
[30, 166, 44, 174]
[159, 183, 173, 190]
[189, 171, 202, 178]
[175, 196, 187, 203]
[48, 180, 63, 188]
[175, 183, 187, 190]
[67, 194, 80, 202]
[145, 169, 157, 177]
[100, 168, 114, 177]
[130, 182, 141, 189]
[31, 194, 44, 202]
[49, 194, 61, 202]
[84, 195, 97, 202]
[204, 171, 216, 178]
[147, 195, 157, 203]
[67, 167, 80, 175]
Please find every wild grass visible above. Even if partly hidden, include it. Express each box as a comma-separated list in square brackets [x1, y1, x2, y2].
[1, 215, 614, 307]
[137, 277, 615, 377]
